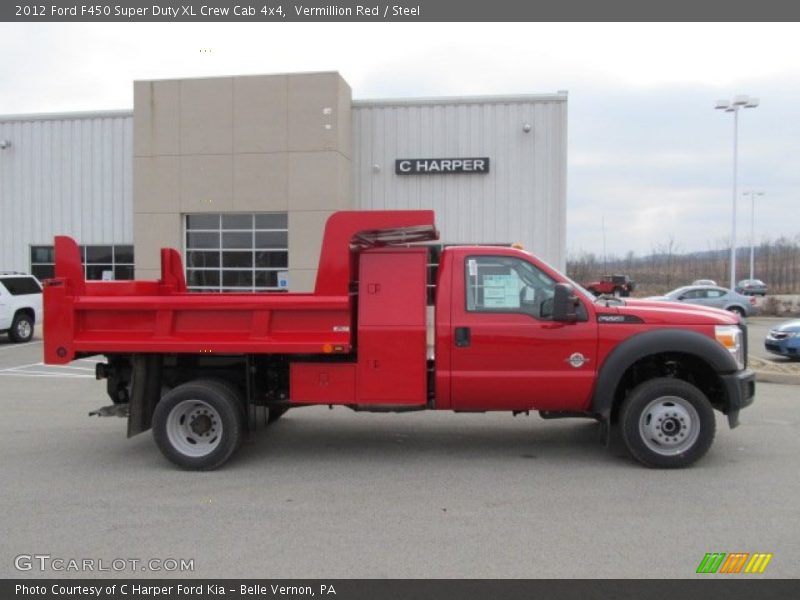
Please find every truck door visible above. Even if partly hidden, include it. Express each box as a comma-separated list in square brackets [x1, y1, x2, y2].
[449, 253, 598, 412]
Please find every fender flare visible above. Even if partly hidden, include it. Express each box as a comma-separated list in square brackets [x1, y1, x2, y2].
[592, 328, 737, 420]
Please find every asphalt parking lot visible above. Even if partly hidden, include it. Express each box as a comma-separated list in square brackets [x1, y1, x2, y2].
[1, 330, 798, 579]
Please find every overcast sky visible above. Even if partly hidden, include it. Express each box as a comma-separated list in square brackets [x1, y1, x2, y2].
[1, 22, 798, 257]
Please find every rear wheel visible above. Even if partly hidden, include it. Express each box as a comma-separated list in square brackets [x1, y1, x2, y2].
[9, 312, 34, 343]
[619, 378, 715, 468]
[153, 379, 244, 470]
[728, 306, 745, 318]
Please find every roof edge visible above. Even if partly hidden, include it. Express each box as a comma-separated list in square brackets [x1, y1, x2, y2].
[1, 91, 569, 122]
[0, 109, 133, 123]
[353, 92, 568, 108]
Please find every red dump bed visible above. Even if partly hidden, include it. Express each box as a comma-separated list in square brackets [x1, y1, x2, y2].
[44, 211, 437, 365]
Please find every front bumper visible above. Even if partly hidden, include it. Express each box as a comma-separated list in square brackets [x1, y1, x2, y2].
[720, 369, 755, 428]
[765, 340, 800, 358]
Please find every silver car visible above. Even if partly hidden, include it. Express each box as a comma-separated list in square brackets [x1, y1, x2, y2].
[648, 285, 756, 318]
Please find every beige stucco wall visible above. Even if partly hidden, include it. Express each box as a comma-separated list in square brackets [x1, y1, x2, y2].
[133, 71, 352, 290]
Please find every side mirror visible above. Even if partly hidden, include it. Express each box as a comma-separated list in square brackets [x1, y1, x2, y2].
[553, 283, 579, 322]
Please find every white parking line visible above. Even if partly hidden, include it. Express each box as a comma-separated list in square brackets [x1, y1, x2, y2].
[43, 364, 96, 372]
[0, 341, 42, 352]
[0, 360, 95, 379]
[0, 371, 93, 378]
[0, 361, 44, 371]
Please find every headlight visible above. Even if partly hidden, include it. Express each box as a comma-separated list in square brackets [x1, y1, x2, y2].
[715, 325, 745, 370]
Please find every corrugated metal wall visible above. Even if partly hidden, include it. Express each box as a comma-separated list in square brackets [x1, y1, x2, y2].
[352, 95, 567, 269]
[0, 112, 133, 273]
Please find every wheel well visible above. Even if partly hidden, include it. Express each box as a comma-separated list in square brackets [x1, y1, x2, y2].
[609, 352, 725, 423]
[14, 308, 34, 323]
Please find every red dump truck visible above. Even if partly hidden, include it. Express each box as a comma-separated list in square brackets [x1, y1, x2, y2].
[44, 211, 754, 470]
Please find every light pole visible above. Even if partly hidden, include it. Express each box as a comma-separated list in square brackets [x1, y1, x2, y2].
[743, 190, 765, 280]
[715, 95, 759, 290]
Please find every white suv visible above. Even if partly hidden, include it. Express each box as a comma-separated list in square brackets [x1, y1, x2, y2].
[0, 273, 43, 343]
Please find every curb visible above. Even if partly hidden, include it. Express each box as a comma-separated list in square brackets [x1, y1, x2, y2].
[753, 370, 800, 385]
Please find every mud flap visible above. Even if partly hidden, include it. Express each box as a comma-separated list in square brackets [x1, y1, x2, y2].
[127, 355, 163, 438]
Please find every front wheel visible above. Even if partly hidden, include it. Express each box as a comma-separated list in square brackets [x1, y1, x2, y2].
[9, 312, 34, 343]
[153, 379, 244, 470]
[619, 378, 716, 468]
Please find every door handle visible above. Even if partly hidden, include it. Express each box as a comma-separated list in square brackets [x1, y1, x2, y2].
[454, 327, 471, 348]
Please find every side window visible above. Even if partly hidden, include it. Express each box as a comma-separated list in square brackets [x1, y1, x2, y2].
[682, 290, 702, 299]
[465, 256, 556, 320]
[0, 277, 42, 295]
[706, 289, 724, 298]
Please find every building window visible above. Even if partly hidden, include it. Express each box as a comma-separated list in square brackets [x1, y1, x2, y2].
[184, 213, 289, 292]
[30, 245, 134, 281]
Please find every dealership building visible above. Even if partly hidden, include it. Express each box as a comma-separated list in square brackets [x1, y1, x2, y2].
[0, 72, 567, 291]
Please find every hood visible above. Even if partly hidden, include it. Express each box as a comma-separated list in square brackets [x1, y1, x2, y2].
[774, 319, 800, 333]
[601, 297, 739, 326]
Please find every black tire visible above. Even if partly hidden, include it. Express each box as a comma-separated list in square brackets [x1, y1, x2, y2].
[9, 312, 34, 343]
[152, 379, 244, 470]
[619, 378, 716, 468]
[267, 406, 289, 424]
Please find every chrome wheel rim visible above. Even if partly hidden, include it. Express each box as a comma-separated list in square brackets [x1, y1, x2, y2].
[166, 399, 222, 457]
[16, 319, 32, 340]
[638, 395, 700, 456]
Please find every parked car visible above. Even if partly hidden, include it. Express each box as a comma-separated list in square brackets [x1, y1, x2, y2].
[764, 320, 800, 360]
[585, 274, 635, 297]
[692, 279, 717, 286]
[0, 273, 43, 343]
[647, 285, 756, 318]
[736, 279, 768, 296]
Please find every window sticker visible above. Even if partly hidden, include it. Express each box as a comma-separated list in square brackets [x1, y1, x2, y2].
[483, 274, 520, 308]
